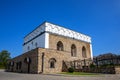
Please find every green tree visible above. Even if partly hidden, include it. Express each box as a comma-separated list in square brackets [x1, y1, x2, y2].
[0, 50, 11, 68]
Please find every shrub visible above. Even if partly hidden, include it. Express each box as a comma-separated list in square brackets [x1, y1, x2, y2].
[90, 63, 96, 69]
[68, 67, 74, 73]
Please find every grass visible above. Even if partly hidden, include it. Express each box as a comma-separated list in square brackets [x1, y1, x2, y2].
[0, 65, 5, 69]
[60, 72, 101, 76]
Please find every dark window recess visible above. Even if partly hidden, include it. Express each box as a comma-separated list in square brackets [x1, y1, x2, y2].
[71, 44, 77, 57]
[49, 58, 56, 68]
[57, 41, 64, 51]
[82, 46, 87, 58]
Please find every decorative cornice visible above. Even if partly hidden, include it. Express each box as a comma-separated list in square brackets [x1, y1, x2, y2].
[24, 22, 91, 44]
[45, 22, 91, 43]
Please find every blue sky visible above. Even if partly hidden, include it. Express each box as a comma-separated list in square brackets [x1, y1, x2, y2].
[0, 0, 120, 58]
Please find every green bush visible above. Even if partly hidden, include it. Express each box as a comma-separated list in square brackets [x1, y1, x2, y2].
[90, 63, 96, 69]
[68, 67, 74, 73]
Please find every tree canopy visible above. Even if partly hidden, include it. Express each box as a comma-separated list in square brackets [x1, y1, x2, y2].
[0, 50, 11, 67]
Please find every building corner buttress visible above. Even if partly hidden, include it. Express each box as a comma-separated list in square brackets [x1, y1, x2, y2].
[90, 43, 93, 60]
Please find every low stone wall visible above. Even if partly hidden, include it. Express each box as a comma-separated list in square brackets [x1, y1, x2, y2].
[81, 66, 120, 74]
[115, 66, 120, 74]
[86, 67, 115, 74]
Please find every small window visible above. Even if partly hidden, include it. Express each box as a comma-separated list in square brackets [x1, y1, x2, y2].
[50, 61, 55, 68]
[16, 63, 18, 70]
[49, 58, 56, 68]
[16, 62, 22, 70]
[31, 42, 33, 45]
[57, 41, 64, 51]
[82, 46, 87, 58]
[24, 57, 31, 63]
[71, 44, 77, 57]
[35, 42, 38, 48]
[10, 61, 14, 66]
[19, 61, 22, 69]
[28, 46, 30, 50]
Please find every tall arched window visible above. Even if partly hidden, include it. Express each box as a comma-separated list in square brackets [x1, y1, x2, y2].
[57, 41, 64, 51]
[24, 57, 31, 73]
[49, 58, 56, 68]
[82, 46, 87, 58]
[71, 44, 77, 57]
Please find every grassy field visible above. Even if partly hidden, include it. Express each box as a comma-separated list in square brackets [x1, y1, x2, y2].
[61, 72, 101, 76]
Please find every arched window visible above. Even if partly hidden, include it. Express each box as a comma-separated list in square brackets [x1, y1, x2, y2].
[24, 57, 31, 73]
[16, 61, 22, 70]
[82, 46, 87, 58]
[57, 41, 64, 51]
[49, 58, 56, 68]
[24, 57, 31, 64]
[10, 61, 14, 66]
[71, 44, 77, 57]
[35, 42, 38, 48]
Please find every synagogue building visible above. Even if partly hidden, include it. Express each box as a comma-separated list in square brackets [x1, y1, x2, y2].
[7, 22, 93, 73]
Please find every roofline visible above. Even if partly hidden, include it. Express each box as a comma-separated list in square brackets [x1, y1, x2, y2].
[24, 21, 91, 38]
[45, 21, 91, 38]
[24, 21, 47, 38]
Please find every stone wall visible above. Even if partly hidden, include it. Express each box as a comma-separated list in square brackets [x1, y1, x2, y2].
[83, 66, 120, 74]
[7, 49, 39, 73]
[115, 66, 120, 74]
[37, 34, 92, 74]
[7, 34, 92, 74]
[37, 47, 92, 73]
[37, 48, 69, 73]
[49, 34, 91, 60]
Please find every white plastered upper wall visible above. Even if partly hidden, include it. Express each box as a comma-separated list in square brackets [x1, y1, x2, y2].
[24, 22, 91, 44]
[45, 22, 91, 43]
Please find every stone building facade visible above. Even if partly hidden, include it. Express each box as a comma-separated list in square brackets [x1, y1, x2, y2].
[7, 22, 93, 73]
